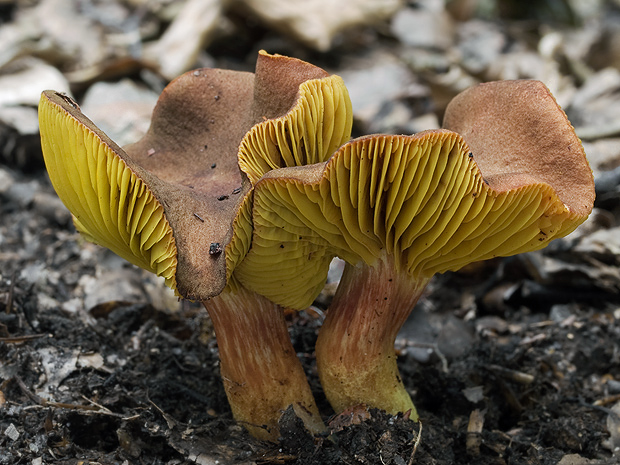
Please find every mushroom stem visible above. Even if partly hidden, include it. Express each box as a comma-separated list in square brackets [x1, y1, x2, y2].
[204, 285, 325, 441]
[316, 257, 428, 420]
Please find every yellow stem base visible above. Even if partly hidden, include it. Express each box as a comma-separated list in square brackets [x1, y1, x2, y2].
[316, 259, 428, 420]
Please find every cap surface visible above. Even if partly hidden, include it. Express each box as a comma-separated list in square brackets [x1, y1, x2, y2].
[122, 67, 256, 299]
[39, 51, 353, 300]
[442, 80, 594, 217]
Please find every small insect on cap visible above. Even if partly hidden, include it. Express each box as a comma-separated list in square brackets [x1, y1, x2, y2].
[39, 62, 256, 301]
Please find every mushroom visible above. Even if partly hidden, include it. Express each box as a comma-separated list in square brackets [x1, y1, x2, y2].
[235, 80, 595, 418]
[38, 51, 352, 440]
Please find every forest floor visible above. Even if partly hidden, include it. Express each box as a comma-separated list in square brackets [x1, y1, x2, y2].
[2, 0, 620, 464]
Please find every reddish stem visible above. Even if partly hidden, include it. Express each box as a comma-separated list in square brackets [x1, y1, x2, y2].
[316, 258, 428, 418]
[204, 286, 324, 441]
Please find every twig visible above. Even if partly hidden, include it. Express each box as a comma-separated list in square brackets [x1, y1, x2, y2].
[594, 393, 620, 407]
[408, 420, 422, 465]
[14, 375, 138, 419]
[407, 342, 449, 373]
[487, 364, 535, 385]
[45, 401, 100, 411]
[567, 396, 620, 421]
[80, 394, 114, 415]
[0, 334, 48, 343]
[14, 375, 43, 404]
[16, 375, 97, 411]
[148, 396, 179, 429]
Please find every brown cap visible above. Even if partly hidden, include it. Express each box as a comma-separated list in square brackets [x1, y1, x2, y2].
[38, 51, 353, 301]
[237, 82, 595, 307]
[443, 80, 594, 217]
